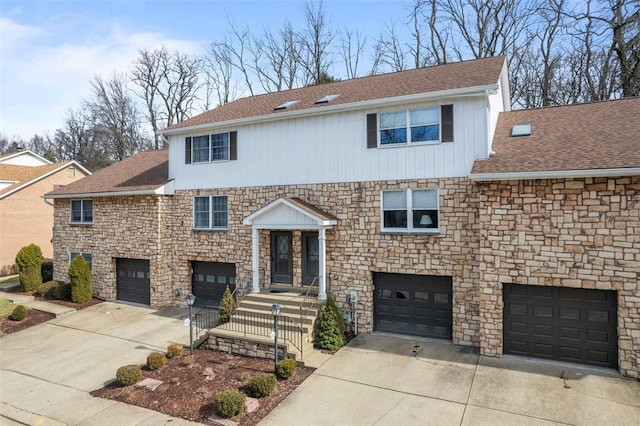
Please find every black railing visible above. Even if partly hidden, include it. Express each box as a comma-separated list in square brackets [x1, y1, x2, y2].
[220, 309, 303, 357]
[193, 306, 220, 335]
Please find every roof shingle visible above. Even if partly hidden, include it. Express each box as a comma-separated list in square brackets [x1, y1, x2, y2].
[167, 56, 506, 131]
[46, 150, 169, 197]
[0, 162, 74, 197]
[471, 97, 640, 175]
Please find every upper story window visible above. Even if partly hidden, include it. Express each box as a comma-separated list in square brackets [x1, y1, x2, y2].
[194, 196, 228, 230]
[185, 131, 237, 164]
[367, 104, 453, 148]
[381, 189, 439, 233]
[70, 199, 93, 224]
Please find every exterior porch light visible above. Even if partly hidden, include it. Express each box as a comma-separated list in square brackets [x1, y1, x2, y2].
[186, 294, 196, 356]
[271, 303, 281, 367]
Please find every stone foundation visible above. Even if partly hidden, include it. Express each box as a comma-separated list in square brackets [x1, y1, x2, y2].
[204, 334, 287, 360]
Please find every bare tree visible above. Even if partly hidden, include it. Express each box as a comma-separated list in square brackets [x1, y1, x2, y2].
[298, 0, 336, 85]
[131, 47, 202, 149]
[372, 21, 408, 73]
[338, 26, 366, 79]
[252, 22, 302, 92]
[54, 109, 109, 171]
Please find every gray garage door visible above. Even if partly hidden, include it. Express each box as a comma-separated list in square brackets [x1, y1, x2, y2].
[374, 273, 452, 339]
[503, 284, 617, 368]
[192, 261, 236, 308]
[116, 258, 150, 305]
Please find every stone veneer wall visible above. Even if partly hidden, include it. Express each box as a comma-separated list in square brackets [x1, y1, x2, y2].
[476, 176, 640, 378]
[168, 178, 481, 347]
[52, 195, 177, 306]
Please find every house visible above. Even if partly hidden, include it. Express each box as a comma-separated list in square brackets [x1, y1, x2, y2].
[0, 150, 89, 275]
[47, 56, 640, 378]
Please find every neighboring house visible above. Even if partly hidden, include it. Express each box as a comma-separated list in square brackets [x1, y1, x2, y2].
[47, 56, 640, 379]
[0, 150, 89, 275]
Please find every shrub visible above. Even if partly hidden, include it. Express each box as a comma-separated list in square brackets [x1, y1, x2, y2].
[68, 255, 92, 303]
[147, 352, 167, 370]
[214, 389, 246, 418]
[41, 259, 53, 283]
[37, 280, 62, 299]
[246, 373, 276, 398]
[276, 358, 298, 379]
[314, 294, 346, 351]
[8, 304, 27, 321]
[167, 343, 183, 358]
[116, 364, 142, 386]
[15, 244, 43, 292]
[217, 285, 236, 325]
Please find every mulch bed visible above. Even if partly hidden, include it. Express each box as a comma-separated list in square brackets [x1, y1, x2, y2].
[91, 349, 314, 425]
[0, 309, 55, 334]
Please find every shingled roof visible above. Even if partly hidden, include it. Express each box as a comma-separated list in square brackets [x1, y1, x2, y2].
[471, 97, 640, 179]
[0, 162, 79, 199]
[45, 150, 170, 198]
[166, 56, 507, 131]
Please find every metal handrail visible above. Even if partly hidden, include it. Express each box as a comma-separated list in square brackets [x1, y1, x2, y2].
[299, 276, 320, 339]
[193, 305, 220, 335]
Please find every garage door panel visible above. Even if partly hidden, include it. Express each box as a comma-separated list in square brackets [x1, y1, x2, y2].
[191, 262, 236, 307]
[504, 284, 617, 369]
[374, 273, 452, 339]
[116, 259, 150, 305]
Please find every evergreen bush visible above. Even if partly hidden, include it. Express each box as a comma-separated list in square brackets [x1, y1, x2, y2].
[15, 244, 43, 292]
[217, 285, 236, 325]
[147, 352, 167, 370]
[8, 304, 27, 321]
[68, 255, 92, 303]
[41, 259, 53, 283]
[314, 294, 346, 351]
[214, 389, 246, 418]
[276, 358, 298, 379]
[116, 364, 142, 386]
[246, 373, 276, 398]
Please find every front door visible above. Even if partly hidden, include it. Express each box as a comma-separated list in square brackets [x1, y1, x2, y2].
[271, 231, 293, 283]
[302, 232, 319, 285]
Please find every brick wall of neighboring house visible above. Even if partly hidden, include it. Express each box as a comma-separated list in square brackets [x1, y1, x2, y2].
[167, 178, 481, 347]
[476, 176, 640, 378]
[52, 195, 177, 306]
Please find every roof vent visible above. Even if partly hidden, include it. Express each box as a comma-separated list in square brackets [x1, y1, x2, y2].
[511, 124, 531, 137]
[274, 100, 299, 111]
[315, 94, 340, 104]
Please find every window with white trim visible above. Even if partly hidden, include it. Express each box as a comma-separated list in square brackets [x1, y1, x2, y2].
[70, 200, 93, 224]
[380, 107, 441, 145]
[69, 252, 92, 269]
[381, 189, 439, 233]
[194, 196, 228, 230]
[192, 132, 230, 163]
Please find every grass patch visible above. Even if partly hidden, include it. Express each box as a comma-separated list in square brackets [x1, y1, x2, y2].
[0, 299, 18, 317]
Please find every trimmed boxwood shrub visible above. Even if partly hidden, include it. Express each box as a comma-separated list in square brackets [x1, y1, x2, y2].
[147, 352, 167, 370]
[38, 280, 62, 299]
[276, 358, 298, 379]
[8, 304, 27, 321]
[314, 294, 346, 351]
[246, 373, 276, 398]
[214, 389, 246, 418]
[167, 343, 183, 358]
[217, 285, 236, 325]
[116, 364, 142, 386]
[41, 259, 53, 283]
[15, 244, 43, 292]
[69, 255, 92, 303]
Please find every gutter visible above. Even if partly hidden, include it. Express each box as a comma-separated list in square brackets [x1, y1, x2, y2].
[469, 167, 640, 181]
[45, 180, 175, 199]
[162, 84, 499, 136]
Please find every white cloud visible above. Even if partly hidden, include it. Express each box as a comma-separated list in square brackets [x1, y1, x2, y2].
[0, 16, 203, 140]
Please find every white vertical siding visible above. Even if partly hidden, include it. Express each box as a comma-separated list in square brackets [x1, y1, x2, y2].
[169, 96, 491, 190]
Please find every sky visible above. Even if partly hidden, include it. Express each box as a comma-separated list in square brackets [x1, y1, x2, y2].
[0, 0, 404, 141]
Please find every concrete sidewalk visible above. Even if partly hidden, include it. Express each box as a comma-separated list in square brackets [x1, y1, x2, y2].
[261, 334, 640, 426]
[0, 302, 203, 425]
[0, 290, 77, 317]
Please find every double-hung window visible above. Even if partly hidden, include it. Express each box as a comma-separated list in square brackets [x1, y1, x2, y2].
[70, 200, 93, 224]
[192, 133, 230, 163]
[381, 189, 439, 233]
[193, 196, 228, 230]
[368, 104, 453, 148]
[69, 252, 93, 269]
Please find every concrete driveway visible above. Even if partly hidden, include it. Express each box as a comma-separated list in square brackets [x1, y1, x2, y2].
[261, 334, 640, 426]
[0, 302, 202, 425]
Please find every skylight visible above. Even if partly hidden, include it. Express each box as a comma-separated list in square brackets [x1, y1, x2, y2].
[315, 94, 340, 104]
[274, 100, 299, 111]
[511, 124, 532, 137]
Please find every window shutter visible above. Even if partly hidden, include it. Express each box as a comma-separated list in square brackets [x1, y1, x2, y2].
[229, 131, 237, 161]
[366, 113, 378, 148]
[185, 137, 192, 164]
[441, 104, 454, 142]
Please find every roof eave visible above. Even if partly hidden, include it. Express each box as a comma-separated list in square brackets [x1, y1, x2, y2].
[45, 180, 175, 199]
[0, 161, 87, 200]
[162, 84, 499, 136]
[469, 167, 640, 181]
